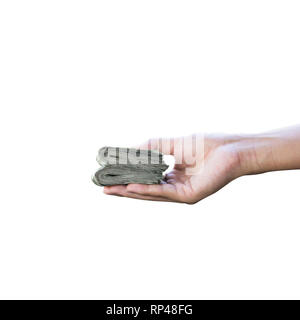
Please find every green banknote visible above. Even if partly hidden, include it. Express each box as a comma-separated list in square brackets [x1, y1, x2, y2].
[92, 147, 168, 186]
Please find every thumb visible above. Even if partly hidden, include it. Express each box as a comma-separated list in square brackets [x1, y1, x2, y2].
[135, 138, 175, 155]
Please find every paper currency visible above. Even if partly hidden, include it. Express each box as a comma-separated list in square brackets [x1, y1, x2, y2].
[92, 146, 168, 186]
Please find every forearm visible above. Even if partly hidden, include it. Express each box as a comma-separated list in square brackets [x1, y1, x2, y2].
[237, 125, 300, 175]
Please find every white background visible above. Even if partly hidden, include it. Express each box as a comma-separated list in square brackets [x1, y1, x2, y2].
[0, 0, 300, 299]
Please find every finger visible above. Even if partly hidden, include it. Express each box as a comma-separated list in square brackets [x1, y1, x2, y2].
[174, 163, 186, 170]
[123, 192, 171, 202]
[165, 172, 186, 184]
[126, 183, 178, 200]
[137, 138, 184, 168]
[104, 185, 171, 202]
[165, 171, 185, 179]
[103, 185, 126, 196]
[136, 138, 175, 155]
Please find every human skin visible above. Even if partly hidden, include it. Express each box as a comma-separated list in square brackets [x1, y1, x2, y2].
[103, 125, 300, 204]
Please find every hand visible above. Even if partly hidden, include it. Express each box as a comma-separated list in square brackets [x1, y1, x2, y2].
[103, 126, 300, 203]
[103, 134, 246, 204]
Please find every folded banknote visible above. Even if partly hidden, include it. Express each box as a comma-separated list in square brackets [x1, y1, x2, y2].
[92, 146, 168, 186]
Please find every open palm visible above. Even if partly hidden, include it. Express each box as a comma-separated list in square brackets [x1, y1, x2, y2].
[104, 135, 243, 204]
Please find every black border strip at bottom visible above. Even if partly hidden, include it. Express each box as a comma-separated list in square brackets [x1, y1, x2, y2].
[0, 300, 297, 318]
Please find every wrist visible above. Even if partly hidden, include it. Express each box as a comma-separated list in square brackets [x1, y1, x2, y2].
[235, 135, 279, 176]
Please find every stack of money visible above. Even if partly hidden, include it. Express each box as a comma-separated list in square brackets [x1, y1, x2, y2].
[92, 146, 168, 186]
